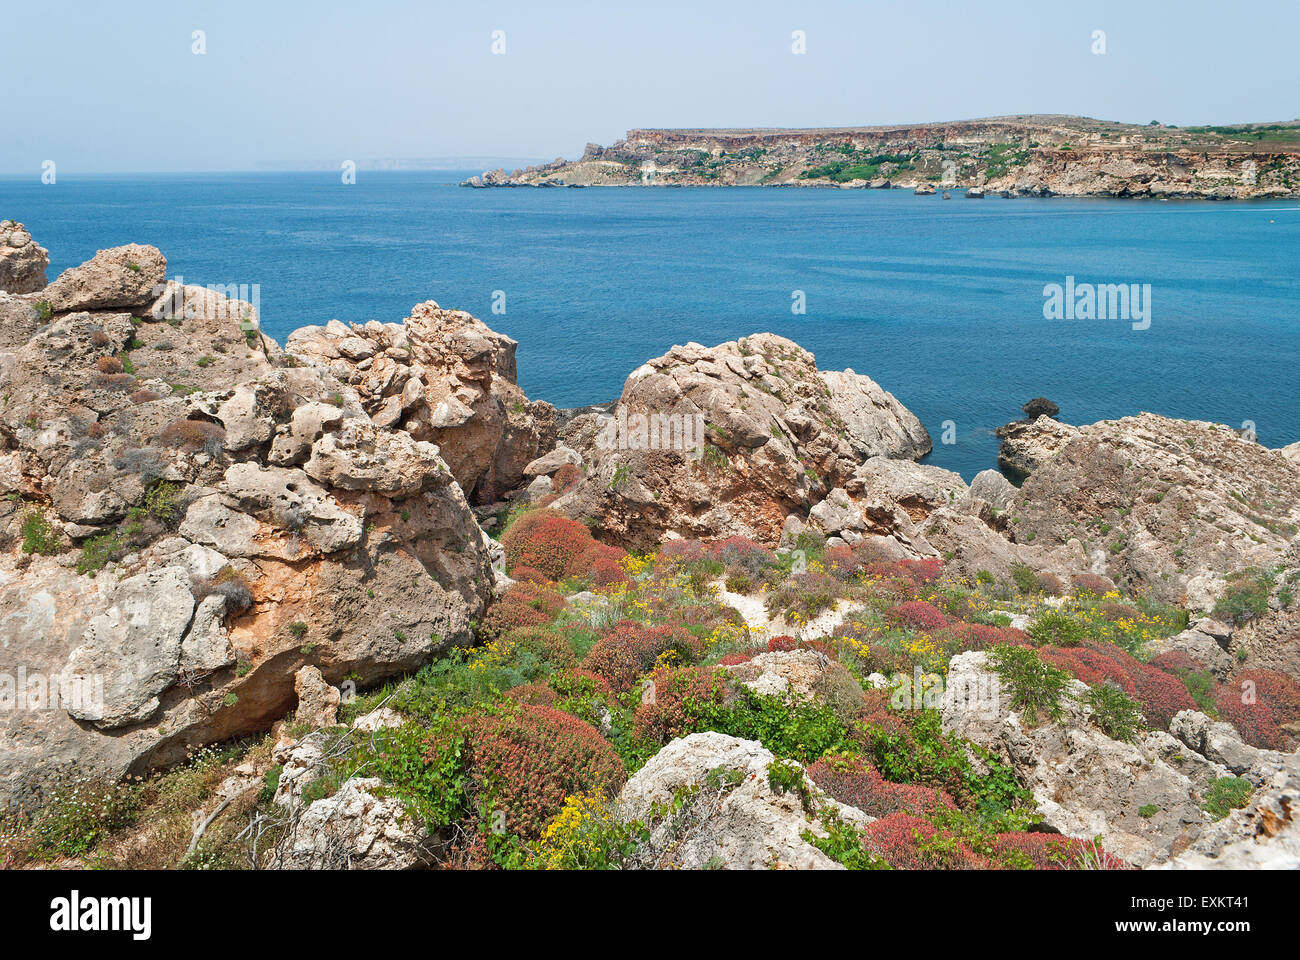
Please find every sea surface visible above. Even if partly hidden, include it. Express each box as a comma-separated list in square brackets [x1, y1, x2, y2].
[2, 170, 1297, 479]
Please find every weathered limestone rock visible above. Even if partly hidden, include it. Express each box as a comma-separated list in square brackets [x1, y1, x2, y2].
[1010, 414, 1300, 606]
[995, 415, 1080, 478]
[0, 246, 494, 804]
[552, 334, 929, 549]
[40, 244, 167, 313]
[0, 221, 49, 294]
[285, 301, 556, 502]
[304, 417, 450, 498]
[967, 468, 1017, 511]
[62, 566, 196, 729]
[284, 777, 433, 869]
[293, 665, 340, 729]
[617, 732, 869, 869]
[942, 651, 1214, 867]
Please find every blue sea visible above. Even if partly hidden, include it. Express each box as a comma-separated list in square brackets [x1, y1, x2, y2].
[2, 171, 1297, 479]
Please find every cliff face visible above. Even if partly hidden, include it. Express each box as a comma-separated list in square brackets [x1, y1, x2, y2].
[464, 115, 1300, 199]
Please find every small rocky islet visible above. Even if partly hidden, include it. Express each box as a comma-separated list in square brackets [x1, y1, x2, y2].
[1, 222, 1298, 870]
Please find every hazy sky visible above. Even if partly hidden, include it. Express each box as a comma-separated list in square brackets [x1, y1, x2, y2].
[5, 0, 1297, 173]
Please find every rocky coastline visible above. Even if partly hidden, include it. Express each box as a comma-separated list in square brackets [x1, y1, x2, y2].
[2, 223, 1298, 871]
[463, 115, 1300, 200]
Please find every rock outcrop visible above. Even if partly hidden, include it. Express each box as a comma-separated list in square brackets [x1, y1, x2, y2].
[0, 239, 495, 803]
[616, 731, 870, 869]
[995, 414, 1080, 478]
[549, 334, 929, 549]
[1009, 413, 1300, 607]
[942, 651, 1300, 867]
[284, 777, 434, 869]
[285, 301, 555, 503]
[0, 221, 49, 294]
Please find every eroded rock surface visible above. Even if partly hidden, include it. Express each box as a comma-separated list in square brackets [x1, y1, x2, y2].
[552, 334, 929, 549]
[285, 301, 555, 503]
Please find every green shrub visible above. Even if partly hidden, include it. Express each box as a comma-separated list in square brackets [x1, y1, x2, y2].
[988, 645, 1073, 726]
[1212, 569, 1272, 626]
[1028, 609, 1087, 647]
[1084, 682, 1144, 742]
[17, 777, 141, 859]
[1202, 777, 1253, 820]
[1010, 563, 1039, 595]
[20, 509, 61, 556]
[75, 531, 124, 575]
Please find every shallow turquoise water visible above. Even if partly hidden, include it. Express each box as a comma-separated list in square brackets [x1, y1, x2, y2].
[2, 171, 1296, 478]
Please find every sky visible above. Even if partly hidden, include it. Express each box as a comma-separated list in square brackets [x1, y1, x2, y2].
[4, 0, 1298, 173]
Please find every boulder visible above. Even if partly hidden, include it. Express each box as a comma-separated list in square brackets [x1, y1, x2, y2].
[0, 221, 49, 294]
[995, 415, 1080, 478]
[967, 469, 1017, 511]
[40, 244, 167, 313]
[283, 777, 434, 869]
[617, 732, 869, 869]
[552, 334, 929, 549]
[523, 445, 581, 478]
[62, 566, 197, 729]
[1010, 414, 1300, 606]
[293, 665, 340, 729]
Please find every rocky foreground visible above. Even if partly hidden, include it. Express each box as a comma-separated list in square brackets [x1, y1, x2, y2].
[464, 115, 1300, 199]
[1, 223, 1298, 870]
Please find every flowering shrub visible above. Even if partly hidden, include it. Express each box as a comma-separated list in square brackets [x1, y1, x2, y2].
[445, 705, 626, 841]
[861, 813, 991, 869]
[1038, 641, 1195, 731]
[942, 621, 1025, 652]
[580, 542, 630, 589]
[708, 536, 775, 576]
[503, 512, 597, 581]
[1070, 573, 1116, 596]
[991, 832, 1128, 870]
[1097, 602, 1142, 623]
[528, 791, 646, 870]
[633, 665, 730, 744]
[1027, 609, 1087, 647]
[1036, 572, 1066, 596]
[159, 419, 226, 452]
[887, 601, 949, 632]
[509, 565, 551, 585]
[1215, 669, 1300, 750]
[767, 635, 799, 652]
[718, 653, 752, 666]
[896, 558, 945, 585]
[806, 755, 957, 819]
[502, 509, 629, 587]
[1150, 650, 1206, 674]
[764, 571, 840, 622]
[506, 682, 559, 707]
[481, 582, 566, 639]
[551, 462, 582, 494]
[502, 624, 577, 670]
[823, 545, 862, 580]
[656, 539, 706, 565]
[581, 619, 702, 692]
